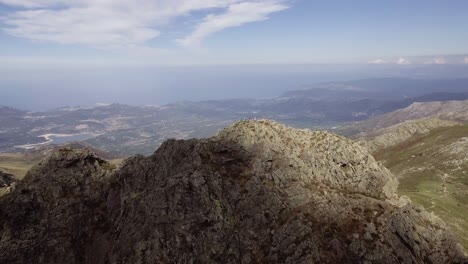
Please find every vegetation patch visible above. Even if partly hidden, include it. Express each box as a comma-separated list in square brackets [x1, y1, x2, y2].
[374, 125, 468, 249]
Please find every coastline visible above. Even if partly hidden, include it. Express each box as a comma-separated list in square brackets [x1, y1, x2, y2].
[14, 133, 95, 150]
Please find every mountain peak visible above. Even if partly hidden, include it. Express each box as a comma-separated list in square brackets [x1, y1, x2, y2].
[0, 120, 466, 263]
[218, 119, 398, 199]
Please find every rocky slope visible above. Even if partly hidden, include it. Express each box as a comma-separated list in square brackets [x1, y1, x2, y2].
[0, 120, 466, 263]
[356, 118, 460, 153]
[371, 124, 468, 249]
[348, 101, 468, 248]
[347, 100, 468, 134]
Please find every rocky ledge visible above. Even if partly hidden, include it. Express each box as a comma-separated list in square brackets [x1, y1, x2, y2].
[0, 120, 466, 263]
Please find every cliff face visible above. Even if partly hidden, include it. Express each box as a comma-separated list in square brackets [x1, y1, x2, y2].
[0, 120, 466, 264]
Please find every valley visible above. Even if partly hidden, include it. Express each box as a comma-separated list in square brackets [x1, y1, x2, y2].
[2, 78, 468, 156]
[1, 78, 467, 259]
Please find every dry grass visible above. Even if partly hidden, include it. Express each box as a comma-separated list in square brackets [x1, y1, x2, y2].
[0, 153, 40, 179]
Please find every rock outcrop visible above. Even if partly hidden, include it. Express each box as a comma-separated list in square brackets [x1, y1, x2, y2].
[0, 148, 113, 263]
[0, 171, 16, 188]
[0, 120, 466, 263]
[0, 171, 16, 197]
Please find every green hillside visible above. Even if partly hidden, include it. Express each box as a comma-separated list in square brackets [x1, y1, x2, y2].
[374, 125, 468, 249]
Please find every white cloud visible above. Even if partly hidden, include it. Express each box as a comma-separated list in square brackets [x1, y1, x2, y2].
[434, 57, 446, 64]
[0, 0, 60, 8]
[424, 57, 446, 65]
[367, 57, 411, 65]
[464, 57, 468, 64]
[176, 1, 288, 47]
[0, 0, 288, 48]
[368, 59, 387, 64]
[396, 57, 410, 65]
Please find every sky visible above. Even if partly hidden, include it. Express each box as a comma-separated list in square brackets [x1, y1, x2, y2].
[0, 0, 467, 65]
[0, 0, 468, 109]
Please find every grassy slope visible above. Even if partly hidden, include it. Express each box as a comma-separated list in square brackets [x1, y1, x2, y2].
[0, 153, 124, 180]
[0, 153, 40, 179]
[374, 125, 468, 249]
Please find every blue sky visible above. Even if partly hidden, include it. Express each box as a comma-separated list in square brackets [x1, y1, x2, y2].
[0, 0, 467, 66]
[1, 1, 468, 109]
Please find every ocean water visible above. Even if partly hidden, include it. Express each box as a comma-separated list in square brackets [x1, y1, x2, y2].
[1, 64, 468, 111]
[47, 134, 95, 144]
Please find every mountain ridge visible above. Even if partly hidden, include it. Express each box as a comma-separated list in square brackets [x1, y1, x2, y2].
[0, 120, 465, 263]
[348, 102, 468, 249]
[345, 99, 468, 135]
[356, 118, 461, 152]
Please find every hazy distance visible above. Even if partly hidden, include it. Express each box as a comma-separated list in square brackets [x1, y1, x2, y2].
[2, 63, 468, 110]
[1, 0, 468, 110]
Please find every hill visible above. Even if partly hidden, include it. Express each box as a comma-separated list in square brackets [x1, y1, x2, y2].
[346, 100, 468, 135]
[282, 78, 468, 105]
[348, 102, 468, 249]
[0, 120, 465, 263]
[371, 125, 468, 250]
[356, 118, 460, 152]
[3, 78, 468, 156]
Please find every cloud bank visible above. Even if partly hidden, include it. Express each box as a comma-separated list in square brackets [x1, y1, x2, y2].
[368, 55, 468, 65]
[368, 57, 411, 65]
[424, 57, 447, 65]
[0, 0, 288, 48]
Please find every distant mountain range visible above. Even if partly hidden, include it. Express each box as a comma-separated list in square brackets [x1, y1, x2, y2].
[283, 78, 468, 100]
[2, 78, 468, 155]
[345, 99, 468, 134]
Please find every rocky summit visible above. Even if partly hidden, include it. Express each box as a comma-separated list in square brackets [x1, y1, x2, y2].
[0, 120, 466, 263]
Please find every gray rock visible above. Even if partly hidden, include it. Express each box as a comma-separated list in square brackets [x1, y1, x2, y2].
[0, 171, 17, 197]
[0, 171, 16, 188]
[0, 121, 466, 263]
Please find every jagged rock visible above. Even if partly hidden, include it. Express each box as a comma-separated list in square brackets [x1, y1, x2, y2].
[0, 148, 113, 263]
[0, 171, 17, 197]
[0, 171, 16, 188]
[0, 121, 466, 263]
